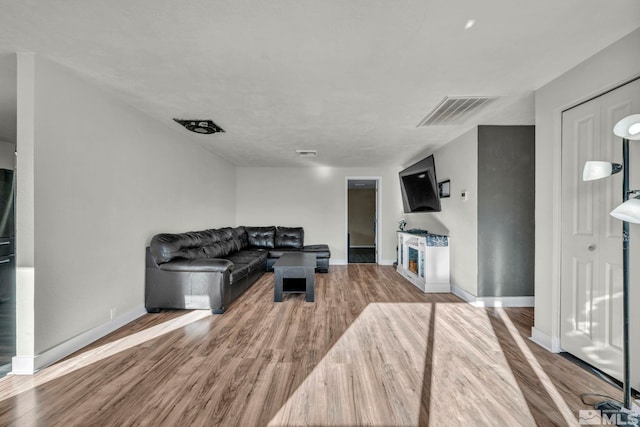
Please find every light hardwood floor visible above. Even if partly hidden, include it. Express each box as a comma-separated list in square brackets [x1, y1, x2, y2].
[0, 265, 624, 426]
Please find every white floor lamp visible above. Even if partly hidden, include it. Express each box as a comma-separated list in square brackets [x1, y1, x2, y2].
[583, 113, 640, 419]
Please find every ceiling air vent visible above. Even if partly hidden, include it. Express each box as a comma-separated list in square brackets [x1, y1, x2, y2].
[417, 96, 496, 126]
[173, 119, 225, 134]
[296, 149, 318, 158]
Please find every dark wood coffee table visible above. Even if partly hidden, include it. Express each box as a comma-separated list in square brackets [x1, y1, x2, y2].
[273, 253, 316, 302]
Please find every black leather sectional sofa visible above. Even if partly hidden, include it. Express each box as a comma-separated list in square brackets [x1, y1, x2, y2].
[145, 226, 330, 313]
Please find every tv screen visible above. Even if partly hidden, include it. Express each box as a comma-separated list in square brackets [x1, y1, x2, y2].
[399, 155, 441, 213]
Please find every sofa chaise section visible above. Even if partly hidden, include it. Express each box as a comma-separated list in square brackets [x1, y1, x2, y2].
[245, 226, 331, 273]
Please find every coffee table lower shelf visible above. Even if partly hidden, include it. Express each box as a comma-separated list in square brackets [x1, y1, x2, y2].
[273, 253, 316, 303]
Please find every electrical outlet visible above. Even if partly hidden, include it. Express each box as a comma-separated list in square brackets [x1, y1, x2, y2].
[461, 190, 468, 200]
[110, 308, 117, 320]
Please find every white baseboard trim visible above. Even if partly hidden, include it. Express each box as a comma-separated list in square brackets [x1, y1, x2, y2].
[451, 284, 534, 307]
[12, 304, 146, 375]
[424, 283, 451, 293]
[529, 327, 562, 353]
[450, 284, 477, 302]
[472, 296, 534, 308]
[11, 356, 37, 375]
[331, 259, 395, 266]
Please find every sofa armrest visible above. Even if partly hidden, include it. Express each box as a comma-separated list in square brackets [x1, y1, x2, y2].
[158, 258, 234, 273]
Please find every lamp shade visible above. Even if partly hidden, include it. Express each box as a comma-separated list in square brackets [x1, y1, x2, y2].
[613, 114, 640, 140]
[610, 196, 640, 224]
[583, 161, 622, 181]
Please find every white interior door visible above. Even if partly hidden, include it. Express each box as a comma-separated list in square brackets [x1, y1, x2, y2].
[561, 78, 640, 387]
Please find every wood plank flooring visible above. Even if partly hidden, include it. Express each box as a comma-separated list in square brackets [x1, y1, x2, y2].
[0, 265, 625, 426]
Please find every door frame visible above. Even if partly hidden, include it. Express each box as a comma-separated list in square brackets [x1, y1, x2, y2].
[345, 176, 382, 264]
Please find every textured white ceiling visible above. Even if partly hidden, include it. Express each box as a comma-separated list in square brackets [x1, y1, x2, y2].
[1, 0, 639, 167]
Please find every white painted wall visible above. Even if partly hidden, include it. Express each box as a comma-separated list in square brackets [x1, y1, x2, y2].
[29, 56, 236, 355]
[534, 27, 640, 349]
[404, 128, 479, 296]
[235, 167, 403, 264]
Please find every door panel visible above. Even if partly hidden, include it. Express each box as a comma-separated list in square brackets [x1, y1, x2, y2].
[562, 100, 601, 361]
[561, 78, 640, 388]
[604, 262, 623, 351]
[573, 114, 597, 236]
[573, 257, 594, 338]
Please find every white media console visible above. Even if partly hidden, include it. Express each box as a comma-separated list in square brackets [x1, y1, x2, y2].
[396, 231, 450, 293]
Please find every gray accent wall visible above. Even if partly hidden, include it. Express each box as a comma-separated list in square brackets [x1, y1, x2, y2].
[477, 125, 535, 297]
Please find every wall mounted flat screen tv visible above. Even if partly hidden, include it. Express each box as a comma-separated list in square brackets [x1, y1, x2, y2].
[399, 154, 441, 213]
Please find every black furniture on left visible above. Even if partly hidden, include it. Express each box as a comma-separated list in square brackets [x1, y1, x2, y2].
[145, 226, 330, 314]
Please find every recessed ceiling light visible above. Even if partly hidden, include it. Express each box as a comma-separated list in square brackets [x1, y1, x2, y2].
[296, 149, 318, 158]
[464, 19, 475, 30]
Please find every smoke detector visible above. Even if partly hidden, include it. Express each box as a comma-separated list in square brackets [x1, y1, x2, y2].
[173, 119, 225, 134]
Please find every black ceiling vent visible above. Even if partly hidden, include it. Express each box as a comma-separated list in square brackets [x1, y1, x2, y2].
[173, 119, 225, 134]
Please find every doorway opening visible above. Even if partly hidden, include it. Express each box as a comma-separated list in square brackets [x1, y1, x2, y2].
[346, 178, 380, 264]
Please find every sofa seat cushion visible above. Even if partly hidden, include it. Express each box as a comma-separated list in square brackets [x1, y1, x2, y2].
[302, 244, 331, 258]
[230, 263, 250, 284]
[158, 258, 234, 273]
[268, 247, 302, 258]
[233, 249, 269, 260]
[226, 251, 268, 270]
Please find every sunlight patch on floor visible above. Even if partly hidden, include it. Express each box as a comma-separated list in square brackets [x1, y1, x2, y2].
[0, 310, 212, 402]
[428, 304, 536, 426]
[268, 303, 433, 426]
[269, 303, 550, 426]
[496, 308, 580, 427]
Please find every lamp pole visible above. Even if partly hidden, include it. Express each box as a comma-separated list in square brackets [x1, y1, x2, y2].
[622, 137, 631, 409]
